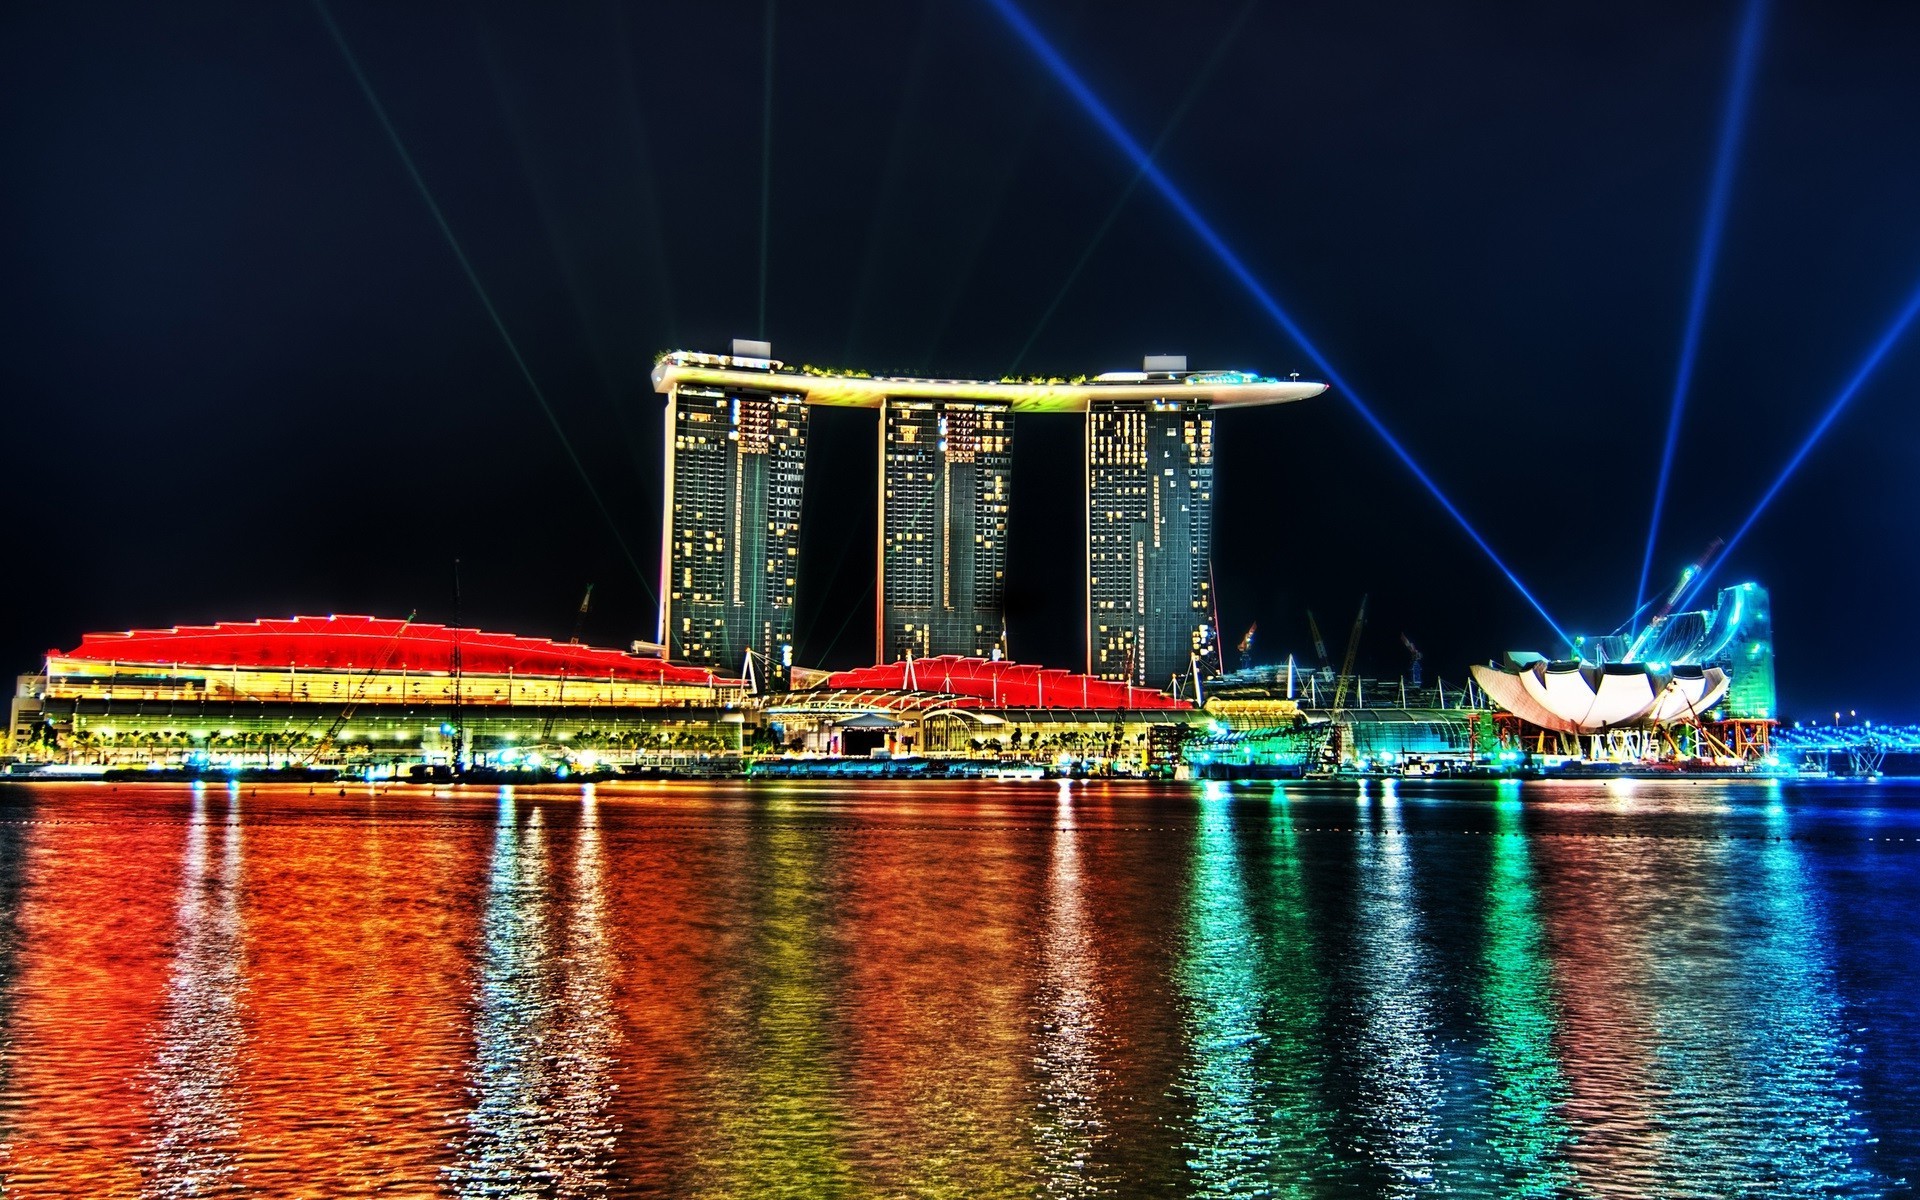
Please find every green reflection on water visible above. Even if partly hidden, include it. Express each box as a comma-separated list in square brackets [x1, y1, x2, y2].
[1256, 787, 1336, 1193]
[1478, 799, 1576, 1196]
[1176, 784, 1331, 1196]
[699, 809, 854, 1199]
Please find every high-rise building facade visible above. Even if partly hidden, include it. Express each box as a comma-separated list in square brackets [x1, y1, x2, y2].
[1086, 397, 1214, 686]
[878, 398, 1012, 661]
[658, 382, 808, 687]
[653, 347, 1323, 687]
[1707, 582, 1776, 720]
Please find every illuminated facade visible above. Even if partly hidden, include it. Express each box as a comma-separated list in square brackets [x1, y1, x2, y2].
[1086, 397, 1214, 687]
[654, 346, 1324, 681]
[878, 398, 1011, 661]
[1575, 581, 1777, 720]
[659, 380, 808, 687]
[1708, 583, 1775, 720]
[767, 655, 1196, 765]
[18, 616, 747, 769]
[1470, 657, 1731, 734]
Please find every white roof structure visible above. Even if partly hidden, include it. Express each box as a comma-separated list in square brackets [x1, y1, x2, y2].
[1470, 661, 1730, 734]
[651, 350, 1327, 413]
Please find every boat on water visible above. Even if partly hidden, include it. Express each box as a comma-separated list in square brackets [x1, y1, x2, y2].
[985, 764, 1046, 781]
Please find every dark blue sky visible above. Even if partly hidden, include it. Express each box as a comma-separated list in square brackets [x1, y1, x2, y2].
[3, 1, 1917, 718]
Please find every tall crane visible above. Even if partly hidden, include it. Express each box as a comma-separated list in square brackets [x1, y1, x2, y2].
[1330, 595, 1369, 713]
[541, 584, 594, 743]
[1306, 610, 1332, 681]
[1637, 537, 1726, 644]
[1400, 633, 1423, 688]
[450, 559, 465, 774]
[1236, 623, 1257, 674]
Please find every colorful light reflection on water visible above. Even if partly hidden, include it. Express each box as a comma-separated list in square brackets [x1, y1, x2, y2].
[0, 777, 1914, 1197]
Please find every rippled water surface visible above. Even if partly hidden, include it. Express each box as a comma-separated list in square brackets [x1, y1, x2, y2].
[0, 777, 1916, 1197]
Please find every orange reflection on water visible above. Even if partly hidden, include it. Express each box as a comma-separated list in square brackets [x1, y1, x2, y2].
[228, 785, 490, 1192]
[838, 784, 1043, 1195]
[591, 785, 730, 1193]
[1066, 783, 1192, 1186]
[3, 785, 207, 1194]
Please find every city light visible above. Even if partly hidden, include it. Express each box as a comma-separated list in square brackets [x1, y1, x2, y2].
[1635, 0, 1769, 628]
[981, 0, 1571, 648]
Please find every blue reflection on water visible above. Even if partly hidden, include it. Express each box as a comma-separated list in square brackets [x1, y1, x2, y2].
[1624, 801, 1880, 1195]
[1349, 790, 1440, 1194]
[1726, 804, 1879, 1193]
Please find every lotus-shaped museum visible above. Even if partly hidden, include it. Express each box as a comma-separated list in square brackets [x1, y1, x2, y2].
[1469, 655, 1730, 734]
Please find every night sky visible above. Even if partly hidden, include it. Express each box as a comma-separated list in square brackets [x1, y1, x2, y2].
[4, 1, 1918, 719]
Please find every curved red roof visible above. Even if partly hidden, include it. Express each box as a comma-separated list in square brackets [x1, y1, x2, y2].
[59, 615, 723, 686]
[818, 656, 1189, 710]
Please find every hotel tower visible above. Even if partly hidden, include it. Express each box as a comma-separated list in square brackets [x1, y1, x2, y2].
[878, 397, 1012, 663]
[652, 342, 1322, 689]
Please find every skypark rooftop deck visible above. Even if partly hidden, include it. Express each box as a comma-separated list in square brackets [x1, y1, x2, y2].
[652, 349, 1328, 413]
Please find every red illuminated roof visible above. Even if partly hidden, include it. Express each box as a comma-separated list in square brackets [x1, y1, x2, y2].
[59, 615, 724, 686]
[817, 656, 1189, 710]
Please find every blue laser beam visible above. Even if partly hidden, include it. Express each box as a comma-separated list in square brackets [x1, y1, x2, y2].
[982, 0, 1570, 647]
[1006, 0, 1258, 375]
[1669, 269, 1920, 617]
[1634, 0, 1769, 629]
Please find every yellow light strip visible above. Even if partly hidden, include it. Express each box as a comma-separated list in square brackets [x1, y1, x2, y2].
[653, 364, 1326, 413]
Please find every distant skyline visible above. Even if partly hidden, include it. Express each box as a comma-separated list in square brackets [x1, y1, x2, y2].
[3, 1, 1918, 717]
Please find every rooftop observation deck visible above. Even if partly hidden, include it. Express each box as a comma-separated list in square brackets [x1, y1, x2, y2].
[651, 349, 1328, 414]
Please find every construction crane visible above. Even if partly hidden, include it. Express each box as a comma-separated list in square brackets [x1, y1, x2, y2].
[302, 611, 416, 765]
[1330, 595, 1369, 713]
[1306, 610, 1332, 681]
[1645, 537, 1726, 633]
[450, 559, 466, 774]
[1401, 633, 1423, 688]
[541, 584, 594, 742]
[1237, 623, 1257, 673]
